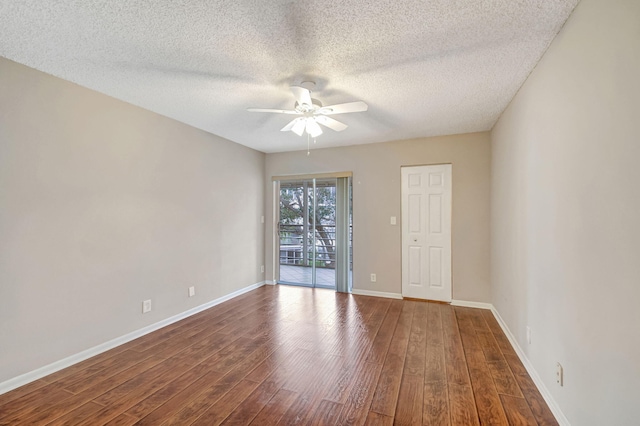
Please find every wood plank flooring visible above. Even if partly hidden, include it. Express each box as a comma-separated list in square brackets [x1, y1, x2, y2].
[0, 285, 557, 425]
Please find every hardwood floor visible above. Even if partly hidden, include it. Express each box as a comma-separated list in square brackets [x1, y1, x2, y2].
[0, 285, 557, 425]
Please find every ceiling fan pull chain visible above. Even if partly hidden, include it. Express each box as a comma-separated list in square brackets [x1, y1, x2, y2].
[307, 133, 310, 156]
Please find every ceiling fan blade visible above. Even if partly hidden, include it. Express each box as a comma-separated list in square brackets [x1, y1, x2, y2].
[247, 108, 300, 114]
[306, 119, 323, 138]
[315, 115, 348, 132]
[281, 117, 304, 132]
[319, 101, 368, 115]
[290, 86, 312, 107]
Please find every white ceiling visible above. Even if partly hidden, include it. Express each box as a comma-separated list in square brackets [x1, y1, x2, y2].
[0, 0, 578, 153]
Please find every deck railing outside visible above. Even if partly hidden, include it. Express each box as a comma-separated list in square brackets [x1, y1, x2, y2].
[279, 224, 351, 269]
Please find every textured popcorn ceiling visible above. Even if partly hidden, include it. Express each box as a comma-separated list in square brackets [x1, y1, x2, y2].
[0, 0, 578, 153]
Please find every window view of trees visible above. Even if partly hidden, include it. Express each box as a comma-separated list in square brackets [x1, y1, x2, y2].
[279, 181, 336, 268]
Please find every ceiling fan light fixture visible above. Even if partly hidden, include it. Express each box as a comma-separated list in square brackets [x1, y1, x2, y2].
[306, 118, 323, 138]
[291, 118, 306, 136]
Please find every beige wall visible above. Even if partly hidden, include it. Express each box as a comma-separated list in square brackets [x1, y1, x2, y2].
[265, 133, 491, 302]
[0, 58, 265, 383]
[491, 0, 640, 423]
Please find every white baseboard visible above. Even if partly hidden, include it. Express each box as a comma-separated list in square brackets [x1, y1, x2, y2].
[490, 307, 570, 426]
[351, 288, 403, 299]
[451, 299, 493, 310]
[0, 281, 266, 396]
[265, 280, 276, 285]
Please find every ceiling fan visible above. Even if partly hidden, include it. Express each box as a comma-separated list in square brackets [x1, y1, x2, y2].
[247, 82, 368, 138]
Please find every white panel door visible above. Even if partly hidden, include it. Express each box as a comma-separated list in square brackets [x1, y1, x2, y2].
[401, 164, 452, 302]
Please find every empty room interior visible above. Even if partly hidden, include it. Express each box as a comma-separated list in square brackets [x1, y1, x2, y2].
[1, 0, 638, 425]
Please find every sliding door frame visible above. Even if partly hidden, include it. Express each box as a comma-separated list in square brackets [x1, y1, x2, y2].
[272, 172, 352, 292]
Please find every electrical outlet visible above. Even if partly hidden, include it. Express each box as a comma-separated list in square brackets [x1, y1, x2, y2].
[142, 299, 152, 313]
[261, 265, 265, 273]
[556, 363, 564, 386]
[188, 286, 195, 297]
[390, 216, 397, 225]
[261, 215, 265, 224]
[526, 326, 531, 344]
[370, 273, 377, 282]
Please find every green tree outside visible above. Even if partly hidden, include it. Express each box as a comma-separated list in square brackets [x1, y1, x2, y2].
[279, 182, 336, 267]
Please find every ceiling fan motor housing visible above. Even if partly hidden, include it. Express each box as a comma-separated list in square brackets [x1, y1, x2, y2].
[295, 98, 323, 113]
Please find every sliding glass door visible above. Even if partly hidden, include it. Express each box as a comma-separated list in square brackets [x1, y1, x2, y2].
[277, 177, 351, 291]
